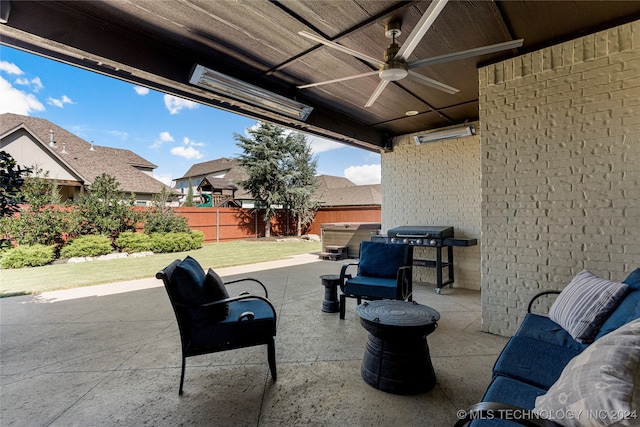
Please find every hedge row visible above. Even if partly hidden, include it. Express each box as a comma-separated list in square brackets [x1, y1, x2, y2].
[0, 231, 205, 269]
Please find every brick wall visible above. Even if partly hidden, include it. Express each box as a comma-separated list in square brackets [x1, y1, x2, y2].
[479, 21, 640, 335]
[382, 125, 482, 290]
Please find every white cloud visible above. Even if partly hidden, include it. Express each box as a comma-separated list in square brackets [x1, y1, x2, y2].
[164, 94, 198, 114]
[171, 145, 203, 159]
[182, 136, 205, 146]
[31, 77, 44, 91]
[133, 85, 150, 95]
[0, 76, 45, 115]
[307, 135, 344, 154]
[47, 95, 74, 108]
[153, 172, 174, 186]
[0, 61, 22, 75]
[160, 131, 174, 142]
[108, 130, 129, 140]
[344, 164, 381, 185]
[15, 76, 44, 92]
[151, 131, 175, 149]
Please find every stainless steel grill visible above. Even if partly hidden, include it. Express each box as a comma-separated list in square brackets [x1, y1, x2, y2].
[374, 226, 477, 294]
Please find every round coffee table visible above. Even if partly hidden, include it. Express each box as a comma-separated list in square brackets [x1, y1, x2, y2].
[357, 300, 440, 395]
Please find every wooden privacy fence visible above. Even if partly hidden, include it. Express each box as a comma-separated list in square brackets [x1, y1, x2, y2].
[173, 206, 381, 243]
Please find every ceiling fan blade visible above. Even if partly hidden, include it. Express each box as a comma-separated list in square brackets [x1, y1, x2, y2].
[407, 71, 459, 94]
[396, 0, 449, 60]
[364, 80, 390, 108]
[408, 39, 524, 69]
[297, 71, 378, 89]
[298, 31, 381, 65]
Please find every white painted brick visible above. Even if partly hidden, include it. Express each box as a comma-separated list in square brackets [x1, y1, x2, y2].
[478, 20, 640, 336]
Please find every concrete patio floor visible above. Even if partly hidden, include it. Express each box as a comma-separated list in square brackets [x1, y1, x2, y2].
[1, 253, 508, 427]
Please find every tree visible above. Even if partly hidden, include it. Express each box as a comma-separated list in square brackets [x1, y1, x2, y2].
[184, 178, 195, 207]
[234, 122, 318, 238]
[0, 167, 70, 248]
[282, 132, 319, 236]
[71, 173, 141, 239]
[144, 186, 189, 233]
[0, 151, 30, 217]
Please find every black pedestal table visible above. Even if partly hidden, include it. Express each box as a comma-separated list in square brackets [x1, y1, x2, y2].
[357, 300, 440, 394]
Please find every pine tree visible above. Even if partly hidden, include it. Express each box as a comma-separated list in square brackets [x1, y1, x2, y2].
[185, 178, 195, 207]
[234, 122, 318, 238]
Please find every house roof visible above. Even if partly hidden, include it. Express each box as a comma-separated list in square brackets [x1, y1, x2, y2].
[316, 181, 382, 207]
[179, 157, 239, 179]
[0, 113, 172, 195]
[198, 177, 239, 192]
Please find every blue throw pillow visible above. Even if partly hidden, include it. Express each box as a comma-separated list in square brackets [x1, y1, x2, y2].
[204, 268, 230, 322]
[549, 270, 629, 343]
[358, 241, 410, 279]
[595, 268, 640, 339]
[170, 256, 207, 306]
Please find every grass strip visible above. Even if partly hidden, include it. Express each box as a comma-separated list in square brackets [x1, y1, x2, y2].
[0, 240, 321, 297]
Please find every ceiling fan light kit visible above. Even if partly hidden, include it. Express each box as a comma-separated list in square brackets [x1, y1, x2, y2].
[414, 125, 476, 144]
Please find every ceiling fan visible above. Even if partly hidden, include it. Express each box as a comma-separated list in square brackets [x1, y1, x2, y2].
[296, 0, 523, 108]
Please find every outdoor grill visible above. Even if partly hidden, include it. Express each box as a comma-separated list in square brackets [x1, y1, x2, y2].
[373, 226, 477, 294]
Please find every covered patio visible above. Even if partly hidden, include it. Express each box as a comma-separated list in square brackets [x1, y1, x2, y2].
[1, 254, 507, 426]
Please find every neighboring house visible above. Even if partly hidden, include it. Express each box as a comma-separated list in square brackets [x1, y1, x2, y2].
[176, 157, 381, 208]
[174, 157, 253, 207]
[314, 175, 381, 207]
[0, 113, 173, 206]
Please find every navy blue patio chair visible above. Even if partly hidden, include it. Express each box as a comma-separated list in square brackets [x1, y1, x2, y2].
[338, 241, 413, 319]
[157, 257, 277, 395]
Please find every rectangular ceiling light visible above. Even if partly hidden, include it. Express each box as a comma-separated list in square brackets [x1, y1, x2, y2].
[413, 125, 476, 144]
[189, 64, 313, 121]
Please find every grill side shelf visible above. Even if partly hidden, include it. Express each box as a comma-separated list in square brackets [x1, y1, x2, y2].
[442, 238, 477, 247]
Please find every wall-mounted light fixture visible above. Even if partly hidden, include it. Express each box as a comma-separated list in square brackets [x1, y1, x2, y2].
[413, 125, 475, 144]
[189, 65, 313, 121]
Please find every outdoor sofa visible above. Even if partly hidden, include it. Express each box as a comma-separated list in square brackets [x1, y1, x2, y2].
[456, 268, 640, 427]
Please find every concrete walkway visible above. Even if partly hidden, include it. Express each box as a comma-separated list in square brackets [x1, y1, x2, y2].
[1, 254, 507, 426]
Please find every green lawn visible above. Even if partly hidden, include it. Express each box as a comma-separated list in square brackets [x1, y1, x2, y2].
[0, 240, 321, 297]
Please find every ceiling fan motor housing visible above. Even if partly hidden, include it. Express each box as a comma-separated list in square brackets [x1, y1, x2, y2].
[379, 43, 408, 81]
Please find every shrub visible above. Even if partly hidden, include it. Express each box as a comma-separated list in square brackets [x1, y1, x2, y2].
[116, 232, 151, 253]
[143, 211, 189, 234]
[148, 231, 205, 253]
[60, 235, 113, 258]
[0, 244, 55, 268]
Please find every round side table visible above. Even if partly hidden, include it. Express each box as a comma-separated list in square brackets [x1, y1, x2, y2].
[319, 274, 340, 313]
[357, 300, 440, 395]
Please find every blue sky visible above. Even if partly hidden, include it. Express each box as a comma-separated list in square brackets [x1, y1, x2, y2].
[0, 46, 381, 186]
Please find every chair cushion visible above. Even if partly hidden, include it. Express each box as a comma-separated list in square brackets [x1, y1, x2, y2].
[468, 375, 547, 427]
[534, 319, 640, 427]
[203, 268, 230, 322]
[515, 314, 586, 351]
[358, 241, 409, 279]
[492, 335, 586, 390]
[189, 299, 275, 350]
[548, 270, 629, 343]
[345, 275, 399, 299]
[595, 268, 640, 339]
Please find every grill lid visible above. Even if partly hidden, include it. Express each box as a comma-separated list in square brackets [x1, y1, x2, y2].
[387, 226, 454, 239]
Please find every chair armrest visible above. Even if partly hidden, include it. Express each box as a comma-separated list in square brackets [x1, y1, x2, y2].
[339, 262, 358, 291]
[224, 277, 269, 298]
[454, 402, 561, 427]
[173, 294, 277, 321]
[527, 291, 561, 313]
